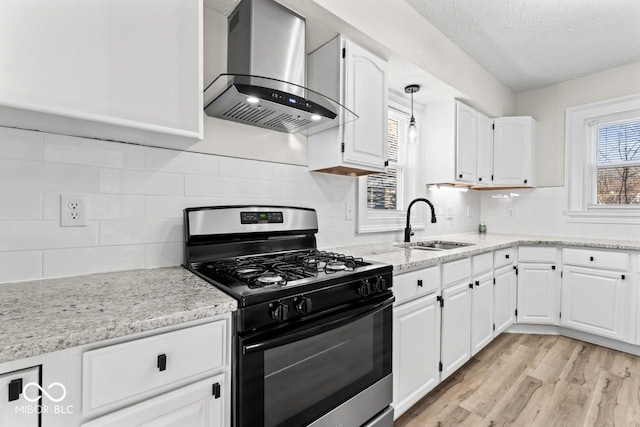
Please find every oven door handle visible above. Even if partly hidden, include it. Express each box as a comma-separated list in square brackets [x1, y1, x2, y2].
[243, 297, 393, 354]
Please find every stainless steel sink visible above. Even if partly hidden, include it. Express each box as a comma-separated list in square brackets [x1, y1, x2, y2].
[401, 241, 474, 251]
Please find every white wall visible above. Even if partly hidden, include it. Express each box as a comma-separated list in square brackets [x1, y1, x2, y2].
[516, 61, 640, 187]
[0, 126, 479, 283]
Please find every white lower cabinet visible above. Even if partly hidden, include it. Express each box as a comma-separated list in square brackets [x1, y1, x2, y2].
[81, 375, 224, 427]
[494, 264, 516, 334]
[82, 317, 230, 427]
[440, 281, 472, 381]
[471, 272, 494, 355]
[0, 366, 40, 427]
[561, 266, 627, 341]
[518, 263, 559, 324]
[392, 293, 440, 417]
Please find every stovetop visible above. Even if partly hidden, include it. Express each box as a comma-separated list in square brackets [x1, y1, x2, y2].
[189, 249, 391, 306]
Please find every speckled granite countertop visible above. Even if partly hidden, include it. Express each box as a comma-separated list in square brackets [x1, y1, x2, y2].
[0, 267, 236, 364]
[331, 232, 640, 274]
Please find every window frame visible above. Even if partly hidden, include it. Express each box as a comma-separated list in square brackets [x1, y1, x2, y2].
[357, 98, 422, 233]
[565, 93, 640, 223]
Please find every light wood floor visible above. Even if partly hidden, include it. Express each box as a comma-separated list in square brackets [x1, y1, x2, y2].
[395, 333, 640, 427]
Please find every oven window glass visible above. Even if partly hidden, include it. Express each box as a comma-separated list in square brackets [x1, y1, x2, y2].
[240, 304, 391, 427]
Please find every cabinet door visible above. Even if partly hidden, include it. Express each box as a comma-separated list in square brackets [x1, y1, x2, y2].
[0, 0, 202, 147]
[393, 294, 440, 418]
[493, 117, 533, 186]
[494, 265, 516, 334]
[476, 112, 494, 185]
[81, 375, 225, 427]
[441, 282, 471, 380]
[471, 273, 494, 355]
[518, 263, 559, 325]
[0, 366, 40, 427]
[343, 39, 388, 169]
[455, 102, 477, 183]
[561, 266, 627, 341]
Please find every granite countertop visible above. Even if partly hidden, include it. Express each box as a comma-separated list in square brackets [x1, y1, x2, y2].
[0, 267, 236, 364]
[331, 232, 640, 274]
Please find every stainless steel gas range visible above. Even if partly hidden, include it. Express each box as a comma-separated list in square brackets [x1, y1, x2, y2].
[183, 205, 394, 427]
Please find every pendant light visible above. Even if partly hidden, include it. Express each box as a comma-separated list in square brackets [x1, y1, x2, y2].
[404, 84, 420, 144]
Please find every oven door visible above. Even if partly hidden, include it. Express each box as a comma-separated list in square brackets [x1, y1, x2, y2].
[236, 295, 393, 427]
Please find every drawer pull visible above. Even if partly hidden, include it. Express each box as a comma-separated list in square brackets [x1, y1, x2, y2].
[590, 256, 594, 261]
[551, 265, 556, 270]
[157, 354, 167, 372]
[505, 254, 510, 259]
[212, 382, 221, 399]
[8, 378, 22, 402]
[417, 279, 423, 288]
[475, 280, 480, 287]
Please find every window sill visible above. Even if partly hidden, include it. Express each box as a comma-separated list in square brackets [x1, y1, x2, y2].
[565, 209, 640, 224]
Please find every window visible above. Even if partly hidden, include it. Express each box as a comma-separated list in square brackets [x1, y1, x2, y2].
[565, 93, 640, 222]
[357, 102, 418, 232]
[596, 119, 640, 205]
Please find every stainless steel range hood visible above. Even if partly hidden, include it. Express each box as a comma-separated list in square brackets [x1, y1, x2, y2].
[203, 0, 357, 135]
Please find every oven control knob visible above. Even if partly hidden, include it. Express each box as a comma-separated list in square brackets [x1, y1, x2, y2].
[270, 302, 289, 322]
[357, 279, 371, 297]
[295, 296, 313, 315]
[375, 276, 387, 292]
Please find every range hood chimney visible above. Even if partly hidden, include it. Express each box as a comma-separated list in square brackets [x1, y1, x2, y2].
[203, 0, 356, 135]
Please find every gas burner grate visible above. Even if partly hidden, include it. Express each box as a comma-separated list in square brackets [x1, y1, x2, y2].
[196, 249, 368, 287]
[297, 250, 366, 274]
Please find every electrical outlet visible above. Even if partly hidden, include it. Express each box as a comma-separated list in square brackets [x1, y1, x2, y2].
[507, 207, 516, 218]
[61, 194, 87, 227]
[447, 206, 454, 217]
[345, 202, 354, 221]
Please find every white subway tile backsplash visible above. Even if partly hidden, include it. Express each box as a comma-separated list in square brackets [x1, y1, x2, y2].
[185, 175, 248, 197]
[0, 190, 41, 220]
[43, 193, 145, 220]
[100, 168, 184, 195]
[145, 196, 219, 219]
[246, 179, 294, 200]
[0, 159, 99, 193]
[0, 127, 43, 161]
[0, 251, 42, 283]
[145, 242, 183, 268]
[43, 245, 145, 278]
[0, 221, 99, 251]
[100, 219, 183, 246]
[44, 134, 145, 169]
[0, 127, 482, 284]
[219, 157, 274, 180]
[146, 148, 220, 175]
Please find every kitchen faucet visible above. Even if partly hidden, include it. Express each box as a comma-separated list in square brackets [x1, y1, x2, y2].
[404, 198, 437, 243]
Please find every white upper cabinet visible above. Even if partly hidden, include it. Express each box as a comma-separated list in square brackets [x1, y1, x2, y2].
[425, 99, 536, 188]
[0, 0, 203, 149]
[476, 112, 494, 184]
[455, 102, 477, 183]
[307, 36, 388, 176]
[493, 117, 536, 187]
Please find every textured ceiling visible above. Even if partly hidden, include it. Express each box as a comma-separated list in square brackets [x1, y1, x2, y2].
[404, 0, 640, 93]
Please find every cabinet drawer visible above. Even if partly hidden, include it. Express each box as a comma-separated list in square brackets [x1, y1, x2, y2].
[494, 247, 515, 268]
[83, 321, 227, 413]
[442, 258, 471, 288]
[563, 248, 628, 271]
[472, 252, 493, 275]
[518, 246, 556, 263]
[394, 266, 440, 305]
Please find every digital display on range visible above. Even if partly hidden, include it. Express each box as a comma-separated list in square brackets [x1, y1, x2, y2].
[241, 211, 284, 224]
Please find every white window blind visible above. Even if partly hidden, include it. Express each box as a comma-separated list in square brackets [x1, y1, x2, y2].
[357, 102, 418, 233]
[365, 107, 411, 211]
